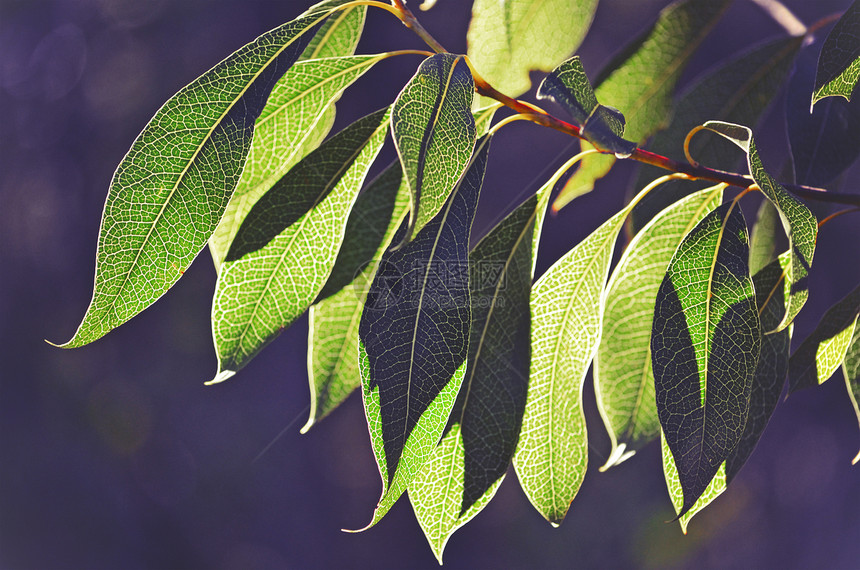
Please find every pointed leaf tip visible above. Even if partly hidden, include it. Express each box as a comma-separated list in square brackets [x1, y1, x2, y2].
[207, 369, 236, 385]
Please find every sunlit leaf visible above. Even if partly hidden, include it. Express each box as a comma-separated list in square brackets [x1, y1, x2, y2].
[595, 185, 723, 470]
[812, 0, 860, 106]
[652, 202, 761, 518]
[726, 254, 790, 483]
[303, 163, 410, 431]
[210, 108, 390, 382]
[702, 121, 817, 332]
[555, 0, 731, 210]
[409, 185, 551, 561]
[630, 36, 802, 232]
[748, 199, 781, 275]
[661, 431, 725, 534]
[788, 283, 860, 393]
[841, 325, 860, 464]
[392, 53, 476, 243]
[59, 0, 358, 348]
[466, 0, 598, 102]
[538, 56, 636, 157]
[354, 137, 491, 530]
[300, 5, 365, 61]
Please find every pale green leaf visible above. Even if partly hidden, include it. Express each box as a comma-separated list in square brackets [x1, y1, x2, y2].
[812, 0, 860, 106]
[299, 5, 365, 61]
[595, 185, 724, 470]
[788, 283, 860, 393]
[58, 0, 358, 348]
[554, 0, 731, 210]
[702, 120, 818, 332]
[652, 202, 760, 518]
[661, 431, 725, 534]
[748, 199, 781, 275]
[466, 0, 598, 102]
[392, 53, 476, 242]
[210, 108, 390, 382]
[841, 325, 860, 464]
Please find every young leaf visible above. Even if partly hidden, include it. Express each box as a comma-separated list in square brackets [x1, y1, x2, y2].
[726, 254, 791, 483]
[661, 431, 726, 534]
[354, 137, 491, 530]
[304, 107, 498, 432]
[595, 185, 724, 470]
[392, 53, 476, 243]
[409, 186, 551, 561]
[555, 0, 731, 210]
[59, 0, 358, 348]
[652, 202, 761, 518]
[702, 121, 817, 332]
[812, 0, 860, 106]
[466, 0, 598, 101]
[841, 326, 860, 464]
[304, 163, 410, 431]
[630, 36, 803, 233]
[787, 40, 860, 187]
[537, 56, 636, 157]
[788, 284, 860, 394]
[210, 108, 390, 382]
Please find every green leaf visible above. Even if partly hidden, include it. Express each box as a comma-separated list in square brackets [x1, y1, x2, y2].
[841, 325, 860, 464]
[748, 199, 781, 275]
[392, 53, 476, 243]
[409, 185, 551, 561]
[595, 185, 724, 470]
[702, 121, 818, 333]
[210, 108, 390, 382]
[812, 0, 860, 106]
[630, 36, 802, 233]
[537, 56, 637, 157]
[661, 431, 726, 534]
[652, 202, 761, 518]
[58, 0, 358, 348]
[303, 107, 499, 432]
[299, 5, 365, 61]
[726, 254, 791, 483]
[354, 137, 491, 531]
[303, 163, 410, 432]
[788, 284, 860, 393]
[466, 0, 598, 101]
[554, 0, 731, 210]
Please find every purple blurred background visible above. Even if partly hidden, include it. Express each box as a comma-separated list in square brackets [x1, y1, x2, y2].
[2, 0, 859, 568]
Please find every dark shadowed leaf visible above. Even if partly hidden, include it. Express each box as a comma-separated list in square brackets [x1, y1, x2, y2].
[59, 0, 357, 348]
[354, 137, 491, 530]
[210, 108, 389, 382]
[392, 53, 476, 243]
[555, 0, 731, 210]
[788, 283, 860, 393]
[652, 202, 760, 518]
[630, 36, 802, 233]
[812, 0, 860, 106]
[661, 431, 725, 533]
[409, 184, 551, 561]
[841, 326, 860, 464]
[702, 121, 817, 332]
[596, 185, 724, 470]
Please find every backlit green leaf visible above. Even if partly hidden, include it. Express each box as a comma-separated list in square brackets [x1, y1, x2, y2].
[595, 185, 724, 470]
[59, 0, 357, 348]
[392, 53, 476, 243]
[702, 120, 818, 332]
[299, 5, 365, 61]
[555, 0, 731, 210]
[841, 325, 860, 464]
[652, 202, 761, 518]
[210, 108, 390, 382]
[788, 283, 860, 393]
[466, 0, 598, 101]
[303, 163, 410, 432]
[661, 431, 725, 534]
[409, 184, 551, 561]
[354, 137, 491, 531]
[630, 36, 802, 232]
[812, 0, 860, 106]
[748, 199, 781, 275]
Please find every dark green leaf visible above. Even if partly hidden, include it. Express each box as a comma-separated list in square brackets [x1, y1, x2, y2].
[702, 121, 817, 332]
[661, 431, 725, 533]
[59, 0, 357, 348]
[210, 108, 390, 382]
[392, 53, 476, 243]
[788, 283, 860, 393]
[812, 0, 860, 106]
[354, 137, 491, 529]
[652, 202, 761, 518]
